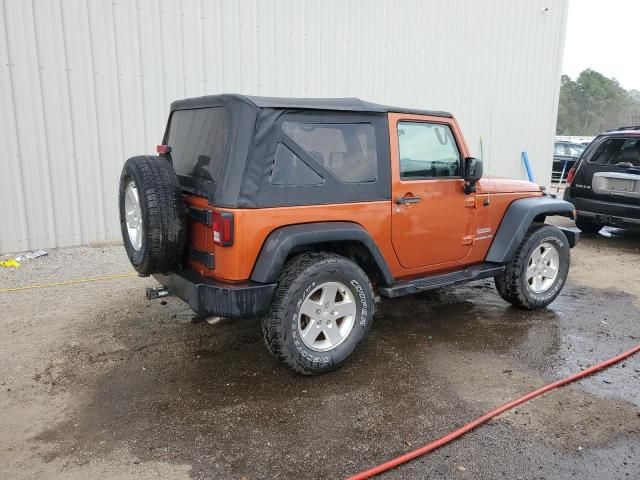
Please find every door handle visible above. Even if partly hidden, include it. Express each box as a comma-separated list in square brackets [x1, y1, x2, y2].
[396, 196, 421, 205]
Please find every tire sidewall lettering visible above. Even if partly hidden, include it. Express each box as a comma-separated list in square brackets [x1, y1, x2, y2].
[350, 279, 369, 326]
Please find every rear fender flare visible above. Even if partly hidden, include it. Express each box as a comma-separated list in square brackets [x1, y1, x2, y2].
[486, 197, 576, 263]
[250, 222, 394, 285]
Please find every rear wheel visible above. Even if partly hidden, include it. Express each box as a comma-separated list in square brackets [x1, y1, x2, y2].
[494, 223, 570, 309]
[575, 215, 602, 234]
[261, 252, 374, 375]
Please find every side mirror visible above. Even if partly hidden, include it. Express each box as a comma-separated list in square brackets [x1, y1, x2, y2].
[463, 157, 483, 194]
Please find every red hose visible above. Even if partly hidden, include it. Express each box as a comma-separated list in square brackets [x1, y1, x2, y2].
[346, 343, 640, 480]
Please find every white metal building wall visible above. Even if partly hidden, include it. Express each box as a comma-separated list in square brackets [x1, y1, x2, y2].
[0, 0, 568, 253]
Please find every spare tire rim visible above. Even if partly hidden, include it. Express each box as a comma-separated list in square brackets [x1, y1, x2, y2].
[124, 180, 143, 251]
[298, 281, 356, 352]
[526, 242, 560, 294]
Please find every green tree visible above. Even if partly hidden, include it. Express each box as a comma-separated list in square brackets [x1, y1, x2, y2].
[556, 69, 640, 135]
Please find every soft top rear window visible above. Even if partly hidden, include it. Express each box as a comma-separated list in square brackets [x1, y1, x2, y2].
[589, 137, 640, 166]
[167, 107, 230, 182]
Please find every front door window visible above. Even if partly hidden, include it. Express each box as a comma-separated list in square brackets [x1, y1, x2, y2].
[398, 122, 461, 179]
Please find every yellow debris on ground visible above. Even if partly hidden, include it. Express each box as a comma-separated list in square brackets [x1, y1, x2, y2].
[0, 259, 20, 268]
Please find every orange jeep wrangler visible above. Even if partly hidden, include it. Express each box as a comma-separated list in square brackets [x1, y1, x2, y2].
[119, 95, 579, 375]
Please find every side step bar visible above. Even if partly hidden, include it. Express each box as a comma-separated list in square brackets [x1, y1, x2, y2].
[377, 262, 504, 298]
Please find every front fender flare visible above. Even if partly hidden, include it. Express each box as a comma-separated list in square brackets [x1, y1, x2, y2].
[250, 222, 394, 285]
[486, 197, 576, 264]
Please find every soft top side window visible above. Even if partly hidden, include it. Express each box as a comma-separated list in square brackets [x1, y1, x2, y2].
[282, 122, 377, 183]
[270, 143, 324, 186]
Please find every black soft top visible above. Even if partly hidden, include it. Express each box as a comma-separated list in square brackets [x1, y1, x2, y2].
[170, 93, 452, 118]
[165, 94, 451, 208]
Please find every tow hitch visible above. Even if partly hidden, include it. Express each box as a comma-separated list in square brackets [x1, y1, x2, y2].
[146, 286, 171, 300]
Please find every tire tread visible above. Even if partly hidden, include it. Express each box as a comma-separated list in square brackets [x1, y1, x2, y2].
[262, 252, 374, 375]
[119, 155, 186, 275]
[494, 223, 569, 310]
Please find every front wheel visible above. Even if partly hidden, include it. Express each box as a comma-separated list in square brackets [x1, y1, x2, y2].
[494, 223, 570, 309]
[261, 252, 375, 375]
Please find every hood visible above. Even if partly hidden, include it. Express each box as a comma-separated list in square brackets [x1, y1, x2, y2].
[485, 177, 543, 194]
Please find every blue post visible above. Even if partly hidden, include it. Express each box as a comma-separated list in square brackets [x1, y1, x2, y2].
[521, 151, 535, 182]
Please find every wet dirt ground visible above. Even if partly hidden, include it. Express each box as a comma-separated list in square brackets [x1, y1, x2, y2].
[1, 223, 639, 479]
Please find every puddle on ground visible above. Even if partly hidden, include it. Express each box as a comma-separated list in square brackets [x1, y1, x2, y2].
[32, 279, 640, 479]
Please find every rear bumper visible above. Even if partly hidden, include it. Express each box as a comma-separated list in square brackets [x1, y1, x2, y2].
[577, 210, 640, 229]
[564, 190, 640, 229]
[153, 270, 276, 319]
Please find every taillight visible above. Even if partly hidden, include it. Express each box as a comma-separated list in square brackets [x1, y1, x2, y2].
[212, 211, 234, 246]
[156, 144, 172, 154]
[566, 165, 577, 186]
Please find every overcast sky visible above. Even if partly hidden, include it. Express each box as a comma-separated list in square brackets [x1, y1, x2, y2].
[562, 0, 640, 90]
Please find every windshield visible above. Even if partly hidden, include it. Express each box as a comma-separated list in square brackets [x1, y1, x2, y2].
[555, 142, 585, 156]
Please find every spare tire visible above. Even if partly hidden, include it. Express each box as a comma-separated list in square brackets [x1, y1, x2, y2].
[118, 155, 186, 275]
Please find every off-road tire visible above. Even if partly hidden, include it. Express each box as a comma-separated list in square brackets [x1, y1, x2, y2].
[494, 223, 570, 310]
[575, 215, 602, 234]
[262, 252, 375, 375]
[119, 155, 186, 275]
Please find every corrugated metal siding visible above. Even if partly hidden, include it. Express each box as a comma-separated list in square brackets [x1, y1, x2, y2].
[0, 0, 568, 253]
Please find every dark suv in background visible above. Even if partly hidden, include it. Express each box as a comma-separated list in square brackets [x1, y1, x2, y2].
[564, 127, 640, 232]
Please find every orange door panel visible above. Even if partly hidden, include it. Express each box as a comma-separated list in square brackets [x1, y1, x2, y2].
[392, 179, 474, 267]
[389, 113, 475, 269]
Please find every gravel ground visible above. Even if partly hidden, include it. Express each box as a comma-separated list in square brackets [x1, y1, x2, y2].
[1, 223, 639, 479]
